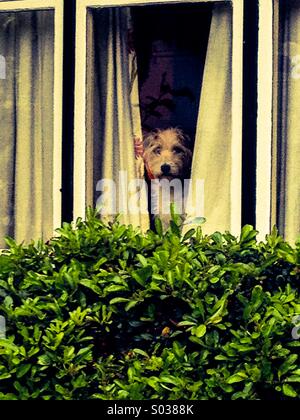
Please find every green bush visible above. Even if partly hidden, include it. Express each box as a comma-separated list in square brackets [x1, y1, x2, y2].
[0, 210, 300, 400]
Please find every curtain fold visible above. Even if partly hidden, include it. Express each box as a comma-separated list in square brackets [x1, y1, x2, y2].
[91, 8, 149, 231]
[278, 0, 300, 243]
[0, 11, 54, 247]
[184, 4, 232, 234]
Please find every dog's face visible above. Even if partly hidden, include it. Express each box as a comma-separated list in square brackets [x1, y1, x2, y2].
[143, 128, 192, 179]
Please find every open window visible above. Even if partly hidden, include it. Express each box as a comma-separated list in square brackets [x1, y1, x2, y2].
[0, 0, 63, 247]
[74, 0, 243, 234]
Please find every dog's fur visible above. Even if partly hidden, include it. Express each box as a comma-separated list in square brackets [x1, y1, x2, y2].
[143, 128, 192, 180]
[143, 127, 193, 229]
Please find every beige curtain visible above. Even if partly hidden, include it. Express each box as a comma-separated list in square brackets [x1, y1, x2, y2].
[278, 0, 300, 243]
[89, 8, 149, 231]
[0, 11, 54, 247]
[184, 4, 232, 234]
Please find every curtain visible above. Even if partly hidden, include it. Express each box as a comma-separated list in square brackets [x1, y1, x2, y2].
[89, 8, 149, 231]
[0, 11, 54, 248]
[278, 0, 300, 243]
[184, 4, 232, 234]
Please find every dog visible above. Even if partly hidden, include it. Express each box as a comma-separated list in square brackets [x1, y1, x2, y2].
[142, 128, 193, 229]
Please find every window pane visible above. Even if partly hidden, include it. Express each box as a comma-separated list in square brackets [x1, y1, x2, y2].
[276, 0, 300, 242]
[0, 10, 54, 247]
[86, 3, 233, 233]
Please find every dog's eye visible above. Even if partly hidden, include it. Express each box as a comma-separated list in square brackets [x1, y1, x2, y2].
[173, 147, 183, 154]
[153, 147, 161, 155]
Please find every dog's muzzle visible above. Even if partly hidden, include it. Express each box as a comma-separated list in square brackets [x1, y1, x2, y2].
[161, 163, 171, 175]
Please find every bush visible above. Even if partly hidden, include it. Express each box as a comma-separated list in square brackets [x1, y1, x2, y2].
[0, 210, 300, 400]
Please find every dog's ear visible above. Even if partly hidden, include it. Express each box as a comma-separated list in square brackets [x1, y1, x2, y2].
[174, 128, 192, 149]
[143, 130, 159, 149]
[174, 128, 193, 173]
[183, 147, 193, 177]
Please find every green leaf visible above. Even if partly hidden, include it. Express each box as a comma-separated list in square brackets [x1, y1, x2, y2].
[79, 279, 102, 295]
[104, 284, 129, 293]
[133, 349, 149, 358]
[4, 296, 13, 308]
[160, 375, 181, 386]
[16, 364, 31, 379]
[279, 354, 298, 377]
[37, 355, 51, 366]
[109, 297, 130, 305]
[285, 375, 300, 383]
[283, 384, 297, 398]
[125, 300, 139, 311]
[240, 225, 257, 244]
[215, 355, 230, 361]
[177, 320, 196, 327]
[0, 340, 19, 352]
[54, 332, 64, 349]
[227, 372, 248, 384]
[168, 220, 180, 237]
[136, 254, 148, 267]
[132, 266, 152, 286]
[207, 297, 228, 325]
[13, 381, 28, 397]
[152, 274, 165, 281]
[193, 325, 207, 338]
[170, 202, 181, 226]
[0, 373, 11, 380]
[27, 347, 39, 359]
[182, 229, 195, 242]
[154, 218, 163, 236]
[211, 232, 223, 245]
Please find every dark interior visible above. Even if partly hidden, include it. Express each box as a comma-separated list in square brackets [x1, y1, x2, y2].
[132, 4, 212, 143]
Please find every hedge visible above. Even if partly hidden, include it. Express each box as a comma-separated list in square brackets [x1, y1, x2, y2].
[0, 209, 300, 400]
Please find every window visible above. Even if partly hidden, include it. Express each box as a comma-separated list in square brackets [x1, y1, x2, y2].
[2, 0, 298, 245]
[74, 0, 244, 235]
[0, 0, 63, 247]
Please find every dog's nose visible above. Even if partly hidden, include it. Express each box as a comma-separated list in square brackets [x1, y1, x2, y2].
[161, 164, 171, 175]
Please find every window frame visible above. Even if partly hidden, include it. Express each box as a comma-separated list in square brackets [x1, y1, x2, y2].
[255, 0, 275, 240]
[271, 0, 280, 234]
[255, 0, 288, 241]
[0, 0, 64, 236]
[74, 0, 244, 235]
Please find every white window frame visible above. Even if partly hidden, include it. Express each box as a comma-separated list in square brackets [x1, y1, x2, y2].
[255, 0, 274, 240]
[0, 0, 64, 235]
[74, 0, 244, 235]
[256, 0, 285, 241]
